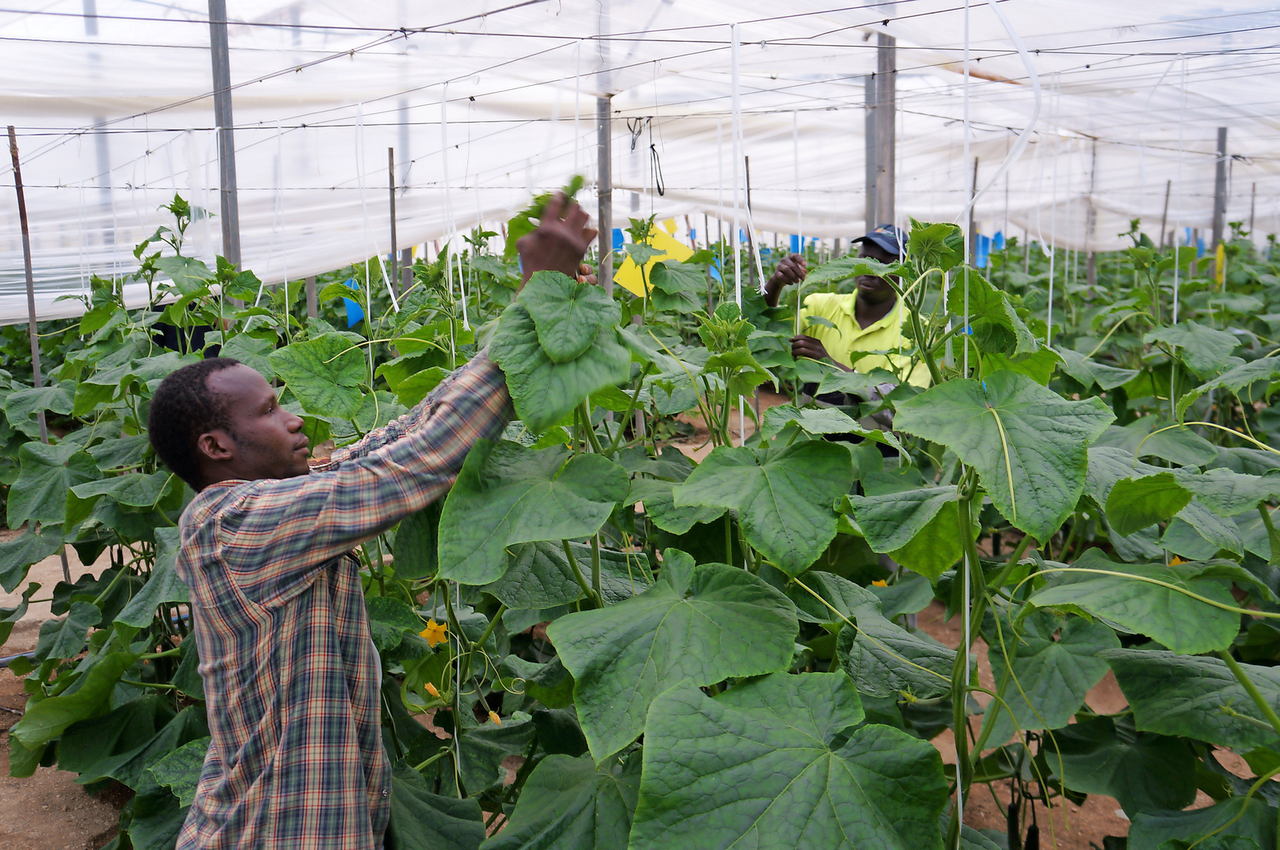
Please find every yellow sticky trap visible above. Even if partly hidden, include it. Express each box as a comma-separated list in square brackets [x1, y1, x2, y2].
[614, 227, 695, 297]
[1215, 242, 1226, 286]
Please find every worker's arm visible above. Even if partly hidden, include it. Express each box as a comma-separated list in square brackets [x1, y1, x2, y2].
[763, 252, 807, 307]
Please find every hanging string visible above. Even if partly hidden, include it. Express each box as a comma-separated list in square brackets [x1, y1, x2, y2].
[649, 141, 665, 196]
[731, 23, 742, 311]
[441, 82, 469, 330]
[1173, 55, 1187, 328]
[793, 110, 803, 337]
[255, 119, 285, 308]
[958, 0, 972, 840]
[1046, 75, 1061, 347]
[573, 39, 582, 175]
[717, 116, 725, 299]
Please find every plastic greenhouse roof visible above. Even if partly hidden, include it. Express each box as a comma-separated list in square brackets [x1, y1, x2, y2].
[3, 0, 1280, 322]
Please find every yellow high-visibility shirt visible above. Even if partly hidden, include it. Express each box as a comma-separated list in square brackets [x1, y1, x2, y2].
[798, 292, 932, 387]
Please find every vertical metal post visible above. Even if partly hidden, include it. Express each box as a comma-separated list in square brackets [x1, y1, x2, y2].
[9, 126, 70, 582]
[864, 75, 877, 233]
[968, 157, 979, 264]
[1158, 179, 1172, 250]
[208, 0, 241, 267]
[597, 96, 613, 295]
[875, 33, 896, 228]
[1212, 126, 1228, 251]
[388, 147, 399, 296]
[305, 275, 317, 319]
[8, 126, 47, 444]
[1249, 181, 1257, 242]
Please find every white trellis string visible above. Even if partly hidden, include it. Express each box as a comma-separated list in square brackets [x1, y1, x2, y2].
[958, 0, 972, 838]
[573, 39, 582, 174]
[794, 110, 803, 336]
[1046, 75, 1061, 347]
[442, 82, 469, 330]
[1173, 55, 1187, 328]
[731, 23, 742, 310]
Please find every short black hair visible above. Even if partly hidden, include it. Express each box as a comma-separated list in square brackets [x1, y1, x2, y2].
[148, 357, 243, 490]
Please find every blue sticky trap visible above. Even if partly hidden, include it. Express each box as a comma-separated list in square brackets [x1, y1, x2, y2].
[993, 231, 1005, 252]
[612, 228, 624, 251]
[739, 229, 747, 244]
[709, 259, 723, 283]
[1196, 235, 1206, 258]
[790, 234, 800, 254]
[974, 234, 992, 269]
[343, 278, 364, 327]
[689, 228, 697, 243]
[760, 246, 772, 258]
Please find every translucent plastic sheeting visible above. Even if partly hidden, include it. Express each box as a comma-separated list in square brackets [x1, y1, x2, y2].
[3, 0, 1280, 322]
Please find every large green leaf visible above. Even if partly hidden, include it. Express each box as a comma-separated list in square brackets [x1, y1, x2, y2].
[1100, 649, 1280, 750]
[269, 331, 367, 419]
[458, 714, 536, 793]
[1042, 714, 1195, 817]
[759, 405, 903, 451]
[64, 703, 206, 791]
[672, 441, 854, 576]
[1029, 549, 1239, 654]
[804, 255, 905, 287]
[1054, 346, 1139, 391]
[71, 470, 177, 510]
[946, 270, 1038, 355]
[1106, 473, 1193, 535]
[155, 255, 214, 294]
[0, 528, 64, 592]
[366, 596, 423, 652]
[839, 486, 977, 580]
[1145, 321, 1239, 378]
[627, 477, 724, 535]
[114, 527, 187, 629]
[829, 577, 956, 700]
[4, 383, 75, 436]
[630, 672, 948, 850]
[7, 441, 98, 527]
[481, 753, 640, 850]
[385, 763, 486, 850]
[10, 651, 140, 747]
[1129, 797, 1276, 850]
[895, 371, 1114, 540]
[393, 502, 441, 581]
[0, 583, 39, 645]
[437, 441, 629, 585]
[483, 541, 650, 609]
[148, 735, 212, 807]
[1173, 467, 1280, 517]
[218, 333, 277, 381]
[1177, 355, 1280, 420]
[546, 553, 797, 760]
[981, 610, 1119, 747]
[490, 303, 631, 432]
[1095, 419, 1218, 467]
[34, 601, 101, 663]
[519, 271, 620, 363]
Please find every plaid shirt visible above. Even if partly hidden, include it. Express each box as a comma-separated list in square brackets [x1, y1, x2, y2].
[174, 354, 511, 850]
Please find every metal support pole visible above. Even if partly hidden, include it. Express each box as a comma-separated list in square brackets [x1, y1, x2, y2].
[1212, 126, 1228, 252]
[968, 157, 979, 265]
[9, 126, 70, 582]
[388, 147, 399, 297]
[1249, 181, 1257, 242]
[208, 0, 241, 267]
[864, 75, 877, 233]
[597, 95, 613, 295]
[874, 33, 897, 227]
[305, 275, 317, 320]
[1158, 179, 1172, 250]
[8, 127, 47, 444]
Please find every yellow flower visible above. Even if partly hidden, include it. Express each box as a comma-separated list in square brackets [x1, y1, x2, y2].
[871, 579, 889, 588]
[420, 619, 448, 648]
[1169, 556, 1185, 566]
[488, 711, 502, 725]
[424, 682, 440, 699]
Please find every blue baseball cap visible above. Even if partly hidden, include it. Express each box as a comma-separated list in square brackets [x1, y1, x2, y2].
[853, 224, 906, 258]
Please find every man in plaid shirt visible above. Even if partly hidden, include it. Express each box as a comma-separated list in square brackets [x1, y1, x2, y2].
[148, 197, 596, 849]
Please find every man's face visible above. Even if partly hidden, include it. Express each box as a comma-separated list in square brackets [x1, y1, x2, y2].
[203, 364, 310, 482]
[855, 241, 900, 304]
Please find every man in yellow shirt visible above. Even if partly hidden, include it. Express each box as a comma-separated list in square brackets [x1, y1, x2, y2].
[764, 224, 930, 389]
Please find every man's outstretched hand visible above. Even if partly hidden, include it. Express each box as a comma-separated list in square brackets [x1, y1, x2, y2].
[517, 193, 598, 286]
[763, 252, 808, 307]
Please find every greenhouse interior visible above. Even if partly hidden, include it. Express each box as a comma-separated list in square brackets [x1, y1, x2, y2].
[1, 1, 1279, 849]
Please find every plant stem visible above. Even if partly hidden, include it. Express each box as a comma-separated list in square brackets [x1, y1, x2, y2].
[590, 535, 603, 603]
[580, 400, 604, 454]
[1218, 650, 1280, 738]
[561, 540, 601, 607]
[606, 364, 652, 457]
[413, 748, 450, 772]
[462, 604, 507, 684]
